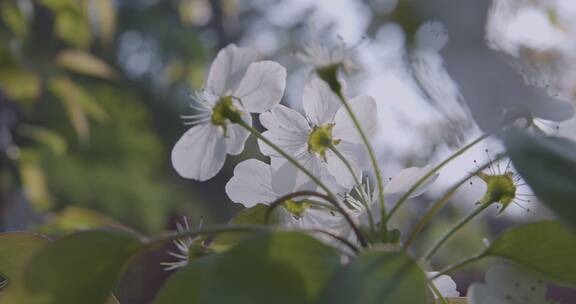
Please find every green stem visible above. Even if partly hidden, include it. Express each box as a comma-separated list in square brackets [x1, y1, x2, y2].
[388, 133, 490, 220]
[335, 92, 387, 232]
[423, 203, 491, 261]
[329, 145, 376, 234]
[428, 280, 449, 304]
[264, 190, 368, 248]
[429, 253, 486, 281]
[146, 223, 360, 255]
[403, 154, 504, 249]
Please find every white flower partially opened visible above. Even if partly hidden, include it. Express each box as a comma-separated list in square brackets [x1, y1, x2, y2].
[225, 158, 352, 244]
[258, 78, 378, 190]
[171, 44, 287, 181]
[427, 271, 460, 299]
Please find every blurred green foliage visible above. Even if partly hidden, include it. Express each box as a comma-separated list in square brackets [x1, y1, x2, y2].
[0, 0, 220, 233]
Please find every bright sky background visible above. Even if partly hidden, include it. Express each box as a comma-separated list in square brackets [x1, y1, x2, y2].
[248, 0, 576, 219]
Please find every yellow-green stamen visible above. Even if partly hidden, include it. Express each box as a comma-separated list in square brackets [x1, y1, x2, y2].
[282, 199, 311, 218]
[307, 123, 341, 161]
[211, 96, 243, 135]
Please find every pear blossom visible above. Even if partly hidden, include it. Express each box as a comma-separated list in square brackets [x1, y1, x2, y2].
[427, 272, 460, 299]
[258, 78, 377, 190]
[225, 158, 352, 243]
[171, 44, 287, 181]
[468, 263, 550, 304]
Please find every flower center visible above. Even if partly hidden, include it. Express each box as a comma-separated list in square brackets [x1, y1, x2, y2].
[282, 199, 310, 219]
[211, 96, 243, 127]
[307, 124, 341, 160]
[477, 172, 517, 211]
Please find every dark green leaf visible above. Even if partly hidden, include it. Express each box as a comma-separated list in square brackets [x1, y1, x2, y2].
[155, 255, 220, 304]
[209, 204, 270, 251]
[319, 250, 429, 304]
[504, 129, 576, 229]
[0, 232, 50, 281]
[485, 220, 576, 286]
[0, 230, 141, 304]
[156, 231, 340, 304]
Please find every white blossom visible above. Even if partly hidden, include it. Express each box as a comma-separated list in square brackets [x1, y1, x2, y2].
[172, 44, 287, 181]
[225, 159, 352, 244]
[258, 78, 378, 190]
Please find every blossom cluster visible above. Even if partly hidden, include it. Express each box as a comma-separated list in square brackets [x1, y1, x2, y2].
[168, 3, 571, 297]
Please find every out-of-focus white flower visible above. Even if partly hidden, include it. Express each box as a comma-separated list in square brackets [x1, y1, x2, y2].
[353, 165, 439, 225]
[410, 21, 473, 139]
[427, 272, 460, 299]
[486, 0, 576, 104]
[468, 263, 549, 304]
[259, 78, 378, 190]
[297, 32, 362, 74]
[225, 159, 352, 244]
[171, 44, 287, 181]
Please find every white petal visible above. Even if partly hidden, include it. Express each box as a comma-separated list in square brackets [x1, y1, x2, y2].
[528, 96, 575, 122]
[226, 113, 252, 155]
[234, 61, 287, 113]
[271, 158, 317, 194]
[225, 159, 277, 207]
[468, 283, 503, 304]
[333, 95, 378, 143]
[427, 272, 460, 298]
[171, 124, 228, 181]
[384, 165, 438, 198]
[257, 105, 310, 156]
[325, 142, 365, 189]
[485, 263, 547, 300]
[468, 263, 547, 304]
[302, 78, 342, 126]
[206, 44, 259, 96]
[271, 160, 299, 196]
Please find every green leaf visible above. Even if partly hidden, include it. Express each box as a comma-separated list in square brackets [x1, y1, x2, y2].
[205, 231, 341, 304]
[156, 231, 341, 304]
[209, 204, 270, 251]
[55, 9, 92, 48]
[0, 67, 41, 101]
[319, 250, 429, 304]
[155, 254, 220, 304]
[0, 230, 142, 304]
[0, 232, 50, 281]
[0, 2, 27, 37]
[19, 125, 67, 156]
[56, 50, 118, 80]
[35, 206, 131, 235]
[504, 129, 576, 229]
[485, 220, 576, 286]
